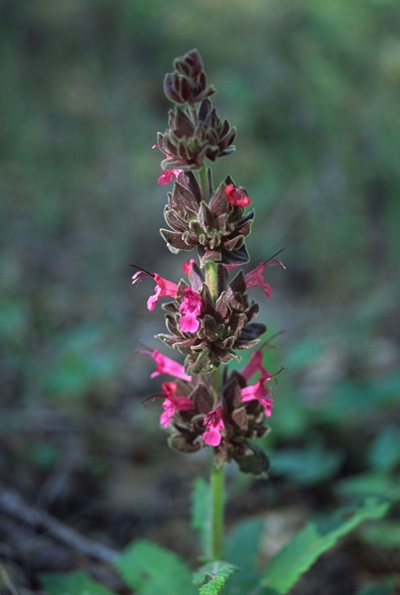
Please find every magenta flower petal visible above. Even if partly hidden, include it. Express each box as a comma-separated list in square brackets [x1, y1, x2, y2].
[262, 397, 274, 417]
[203, 408, 224, 446]
[240, 351, 273, 382]
[132, 269, 178, 311]
[241, 380, 268, 402]
[158, 170, 181, 185]
[159, 383, 193, 427]
[154, 274, 179, 297]
[240, 350, 266, 381]
[147, 286, 162, 311]
[179, 313, 200, 333]
[139, 349, 191, 381]
[156, 150, 182, 185]
[243, 255, 286, 299]
[244, 263, 273, 299]
[157, 152, 182, 185]
[181, 258, 196, 276]
[178, 287, 203, 334]
[203, 426, 222, 446]
[146, 273, 179, 311]
[161, 381, 177, 397]
[241, 380, 274, 417]
[160, 409, 172, 428]
[225, 183, 252, 207]
[151, 350, 191, 380]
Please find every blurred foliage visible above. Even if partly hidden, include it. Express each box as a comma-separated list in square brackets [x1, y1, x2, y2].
[0, 0, 399, 588]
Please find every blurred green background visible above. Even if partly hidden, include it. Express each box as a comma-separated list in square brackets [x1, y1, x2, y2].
[0, 0, 399, 586]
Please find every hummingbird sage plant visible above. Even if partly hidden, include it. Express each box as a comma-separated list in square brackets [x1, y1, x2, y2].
[39, 49, 390, 595]
[133, 49, 285, 561]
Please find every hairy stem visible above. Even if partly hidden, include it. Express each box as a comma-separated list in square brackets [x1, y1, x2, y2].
[210, 457, 225, 560]
[206, 258, 225, 560]
[201, 162, 225, 561]
[210, 363, 224, 560]
[198, 162, 209, 203]
[205, 261, 218, 305]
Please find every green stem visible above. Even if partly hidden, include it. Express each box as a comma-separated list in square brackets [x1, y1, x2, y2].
[198, 162, 209, 203]
[205, 261, 218, 304]
[210, 457, 225, 560]
[205, 258, 225, 560]
[201, 162, 225, 561]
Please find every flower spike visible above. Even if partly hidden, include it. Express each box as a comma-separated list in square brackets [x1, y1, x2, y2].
[132, 49, 285, 476]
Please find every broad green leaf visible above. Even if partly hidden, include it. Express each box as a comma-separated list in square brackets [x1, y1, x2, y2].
[360, 520, 400, 548]
[193, 561, 237, 595]
[224, 518, 264, 595]
[40, 570, 115, 595]
[225, 517, 264, 571]
[114, 539, 197, 595]
[259, 497, 389, 595]
[336, 472, 400, 501]
[368, 426, 400, 472]
[191, 477, 211, 557]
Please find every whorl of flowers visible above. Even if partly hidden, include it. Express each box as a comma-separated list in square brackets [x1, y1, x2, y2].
[133, 50, 285, 477]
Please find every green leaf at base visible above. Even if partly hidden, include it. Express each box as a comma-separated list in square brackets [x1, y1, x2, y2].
[336, 472, 400, 501]
[224, 517, 265, 595]
[360, 520, 400, 548]
[259, 497, 390, 595]
[114, 539, 197, 595]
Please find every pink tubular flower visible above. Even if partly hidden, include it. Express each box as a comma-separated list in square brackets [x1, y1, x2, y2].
[154, 149, 181, 185]
[132, 270, 178, 311]
[240, 350, 272, 382]
[203, 408, 225, 446]
[139, 349, 192, 381]
[225, 183, 252, 207]
[160, 382, 193, 427]
[244, 263, 273, 299]
[179, 287, 203, 333]
[148, 273, 178, 310]
[181, 258, 196, 276]
[158, 169, 181, 185]
[241, 380, 274, 417]
[244, 255, 286, 299]
[161, 381, 177, 397]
